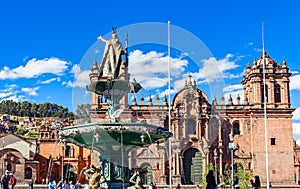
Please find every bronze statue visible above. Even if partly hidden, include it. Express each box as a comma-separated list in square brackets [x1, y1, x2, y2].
[83, 165, 107, 189]
[98, 27, 123, 79]
[127, 170, 143, 189]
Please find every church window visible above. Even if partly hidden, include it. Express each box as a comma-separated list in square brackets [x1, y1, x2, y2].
[233, 122, 240, 135]
[274, 85, 281, 103]
[65, 145, 74, 157]
[271, 138, 276, 145]
[187, 119, 196, 135]
[6, 163, 12, 171]
[261, 84, 268, 103]
[25, 167, 33, 179]
[51, 132, 56, 139]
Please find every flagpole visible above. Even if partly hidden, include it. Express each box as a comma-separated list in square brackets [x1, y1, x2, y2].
[168, 20, 172, 188]
[262, 20, 270, 189]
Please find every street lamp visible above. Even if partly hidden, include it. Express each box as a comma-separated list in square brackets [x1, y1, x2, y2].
[61, 140, 65, 182]
[214, 149, 218, 186]
[229, 130, 234, 189]
[2, 137, 5, 175]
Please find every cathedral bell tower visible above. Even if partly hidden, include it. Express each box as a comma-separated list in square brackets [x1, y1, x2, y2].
[242, 51, 291, 109]
[241, 51, 295, 184]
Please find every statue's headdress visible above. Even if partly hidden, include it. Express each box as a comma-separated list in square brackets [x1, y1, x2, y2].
[112, 27, 118, 34]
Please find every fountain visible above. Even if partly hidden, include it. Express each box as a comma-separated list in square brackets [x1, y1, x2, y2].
[59, 28, 172, 189]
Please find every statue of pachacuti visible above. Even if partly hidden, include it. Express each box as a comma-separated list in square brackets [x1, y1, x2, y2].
[97, 27, 123, 79]
[86, 28, 142, 122]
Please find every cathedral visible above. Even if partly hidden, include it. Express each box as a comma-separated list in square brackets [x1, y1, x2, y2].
[86, 31, 296, 186]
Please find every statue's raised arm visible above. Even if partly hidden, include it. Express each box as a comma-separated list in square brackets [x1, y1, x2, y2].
[98, 27, 123, 79]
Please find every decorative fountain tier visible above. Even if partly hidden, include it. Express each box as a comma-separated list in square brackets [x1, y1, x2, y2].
[60, 122, 172, 188]
[60, 122, 172, 150]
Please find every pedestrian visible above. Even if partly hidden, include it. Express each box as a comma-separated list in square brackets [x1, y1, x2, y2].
[253, 176, 261, 189]
[1, 170, 11, 189]
[69, 181, 75, 189]
[206, 170, 217, 189]
[29, 179, 34, 189]
[8, 173, 17, 189]
[63, 180, 69, 189]
[148, 182, 154, 189]
[48, 180, 56, 189]
[57, 181, 63, 189]
[75, 181, 82, 189]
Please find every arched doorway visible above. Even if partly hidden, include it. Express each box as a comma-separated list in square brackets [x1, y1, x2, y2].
[182, 148, 201, 185]
[140, 163, 153, 185]
[64, 164, 76, 183]
[25, 167, 33, 179]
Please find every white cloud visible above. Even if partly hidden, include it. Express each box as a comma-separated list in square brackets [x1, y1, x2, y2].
[293, 122, 300, 145]
[128, 50, 241, 93]
[192, 53, 240, 83]
[0, 57, 69, 80]
[222, 84, 244, 104]
[0, 95, 27, 102]
[40, 77, 61, 84]
[293, 108, 300, 120]
[223, 84, 243, 92]
[128, 50, 188, 89]
[247, 42, 254, 46]
[254, 48, 262, 53]
[290, 74, 300, 90]
[0, 84, 18, 98]
[21, 87, 39, 96]
[0, 91, 14, 99]
[63, 64, 90, 88]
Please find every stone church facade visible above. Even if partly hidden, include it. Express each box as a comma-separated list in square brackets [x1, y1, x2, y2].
[87, 51, 296, 185]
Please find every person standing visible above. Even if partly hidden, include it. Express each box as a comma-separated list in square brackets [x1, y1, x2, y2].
[57, 181, 63, 189]
[29, 179, 34, 189]
[253, 176, 261, 189]
[1, 170, 11, 189]
[8, 173, 17, 189]
[206, 170, 217, 189]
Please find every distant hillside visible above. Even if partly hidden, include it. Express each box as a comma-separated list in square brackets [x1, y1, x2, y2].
[0, 100, 74, 119]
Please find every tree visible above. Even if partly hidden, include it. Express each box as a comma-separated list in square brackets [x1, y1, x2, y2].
[75, 104, 91, 123]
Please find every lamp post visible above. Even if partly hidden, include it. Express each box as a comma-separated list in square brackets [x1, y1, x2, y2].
[214, 149, 218, 186]
[229, 130, 234, 189]
[61, 140, 65, 182]
[2, 137, 5, 175]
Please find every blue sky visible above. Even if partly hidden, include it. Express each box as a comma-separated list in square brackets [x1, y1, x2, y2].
[0, 1, 300, 142]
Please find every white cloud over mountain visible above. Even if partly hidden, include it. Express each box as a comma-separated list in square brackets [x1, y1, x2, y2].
[0, 57, 69, 80]
[21, 87, 39, 96]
